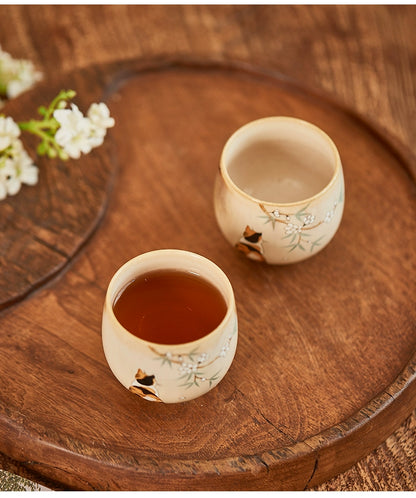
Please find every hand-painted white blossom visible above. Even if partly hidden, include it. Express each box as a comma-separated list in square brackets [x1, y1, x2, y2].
[219, 340, 231, 358]
[324, 210, 335, 223]
[285, 222, 302, 235]
[179, 362, 198, 374]
[303, 214, 316, 226]
[54, 104, 93, 159]
[0, 46, 42, 99]
[272, 209, 280, 218]
[0, 116, 20, 151]
[197, 353, 208, 363]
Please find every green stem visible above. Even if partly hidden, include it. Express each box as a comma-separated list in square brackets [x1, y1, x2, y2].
[26, 127, 54, 144]
[0, 82, 7, 97]
[44, 89, 76, 120]
[19, 118, 58, 133]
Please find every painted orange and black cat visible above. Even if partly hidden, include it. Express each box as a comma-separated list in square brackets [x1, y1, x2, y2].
[235, 226, 265, 262]
[129, 369, 162, 402]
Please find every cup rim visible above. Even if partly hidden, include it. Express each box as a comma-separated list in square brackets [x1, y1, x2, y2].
[104, 249, 236, 348]
[219, 116, 342, 207]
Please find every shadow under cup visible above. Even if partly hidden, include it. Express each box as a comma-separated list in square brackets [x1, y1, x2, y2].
[214, 116, 345, 264]
[102, 249, 238, 403]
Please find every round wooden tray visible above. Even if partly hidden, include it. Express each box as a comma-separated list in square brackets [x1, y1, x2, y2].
[0, 58, 415, 491]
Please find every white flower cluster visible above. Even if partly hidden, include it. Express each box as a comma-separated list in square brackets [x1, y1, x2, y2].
[303, 214, 316, 226]
[285, 222, 302, 235]
[197, 353, 208, 363]
[219, 340, 231, 358]
[324, 209, 335, 223]
[179, 362, 199, 375]
[53, 103, 114, 160]
[0, 116, 38, 200]
[0, 46, 42, 106]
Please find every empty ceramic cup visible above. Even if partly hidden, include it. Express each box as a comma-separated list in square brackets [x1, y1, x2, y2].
[214, 116, 345, 264]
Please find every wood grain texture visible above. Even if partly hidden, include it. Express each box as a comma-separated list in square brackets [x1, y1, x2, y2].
[0, 59, 415, 491]
[0, 5, 415, 490]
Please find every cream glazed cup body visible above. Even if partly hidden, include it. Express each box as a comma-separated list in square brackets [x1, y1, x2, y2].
[102, 249, 238, 403]
[214, 117, 345, 264]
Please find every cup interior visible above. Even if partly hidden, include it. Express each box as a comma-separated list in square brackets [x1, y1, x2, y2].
[222, 117, 340, 204]
[106, 250, 234, 346]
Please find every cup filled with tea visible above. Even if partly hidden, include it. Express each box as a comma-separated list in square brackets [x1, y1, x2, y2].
[102, 249, 238, 403]
[214, 116, 345, 264]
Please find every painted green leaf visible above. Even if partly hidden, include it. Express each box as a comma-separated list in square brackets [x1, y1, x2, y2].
[188, 347, 200, 361]
[310, 235, 325, 252]
[295, 203, 310, 221]
[179, 381, 193, 388]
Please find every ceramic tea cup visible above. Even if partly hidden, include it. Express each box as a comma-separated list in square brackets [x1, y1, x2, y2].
[214, 116, 345, 264]
[102, 249, 238, 403]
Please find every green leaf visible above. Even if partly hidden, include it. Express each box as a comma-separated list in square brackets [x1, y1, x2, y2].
[161, 357, 172, 368]
[282, 233, 297, 243]
[179, 382, 194, 389]
[178, 372, 191, 380]
[310, 235, 325, 252]
[188, 348, 200, 362]
[295, 203, 310, 221]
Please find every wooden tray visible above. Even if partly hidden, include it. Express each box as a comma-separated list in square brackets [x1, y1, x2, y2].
[0, 58, 415, 491]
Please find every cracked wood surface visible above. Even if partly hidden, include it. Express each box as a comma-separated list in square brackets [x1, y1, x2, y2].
[0, 5, 415, 491]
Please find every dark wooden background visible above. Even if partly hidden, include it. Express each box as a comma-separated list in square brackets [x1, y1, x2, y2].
[0, 5, 415, 490]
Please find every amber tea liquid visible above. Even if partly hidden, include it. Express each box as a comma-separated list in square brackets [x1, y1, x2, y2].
[113, 269, 228, 344]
